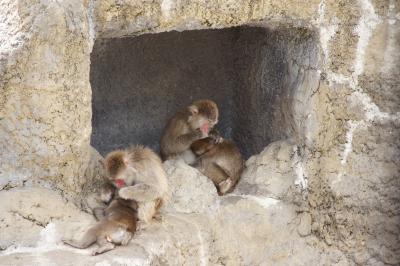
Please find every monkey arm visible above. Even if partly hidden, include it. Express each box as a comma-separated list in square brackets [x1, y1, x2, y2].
[174, 129, 204, 151]
[208, 129, 223, 144]
[118, 184, 160, 202]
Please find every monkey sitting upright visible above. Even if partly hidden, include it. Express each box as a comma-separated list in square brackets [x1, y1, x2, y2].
[63, 197, 138, 256]
[104, 145, 169, 223]
[191, 132, 244, 195]
[160, 99, 219, 164]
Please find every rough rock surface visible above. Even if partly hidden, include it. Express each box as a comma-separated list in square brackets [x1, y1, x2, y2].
[0, 0, 399, 265]
[0, 148, 349, 265]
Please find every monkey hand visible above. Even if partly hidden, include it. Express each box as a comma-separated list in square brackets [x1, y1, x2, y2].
[118, 186, 134, 200]
[208, 129, 222, 143]
[218, 178, 233, 195]
[209, 134, 223, 144]
[214, 137, 223, 144]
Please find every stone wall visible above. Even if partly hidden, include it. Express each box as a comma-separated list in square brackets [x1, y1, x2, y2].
[0, 0, 399, 264]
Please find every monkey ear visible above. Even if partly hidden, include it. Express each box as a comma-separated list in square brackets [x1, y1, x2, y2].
[122, 156, 130, 165]
[188, 105, 199, 116]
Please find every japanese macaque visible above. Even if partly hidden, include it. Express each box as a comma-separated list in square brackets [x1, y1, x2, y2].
[99, 182, 116, 204]
[92, 182, 117, 221]
[191, 133, 244, 195]
[63, 198, 138, 256]
[160, 99, 219, 164]
[104, 145, 169, 223]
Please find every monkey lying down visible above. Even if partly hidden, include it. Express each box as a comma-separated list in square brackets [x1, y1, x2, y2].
[64, 146, 169, 255]
[63, 194, 138, 255]
[191, 131, 245, 195]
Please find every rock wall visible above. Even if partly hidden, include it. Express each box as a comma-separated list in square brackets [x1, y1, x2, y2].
[0, 149, 350, 265]
[0, 0, 93, 194]
[0, 0, 399, 265]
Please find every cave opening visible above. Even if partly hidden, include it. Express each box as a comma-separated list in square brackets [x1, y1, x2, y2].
[90, 26, 319, 158]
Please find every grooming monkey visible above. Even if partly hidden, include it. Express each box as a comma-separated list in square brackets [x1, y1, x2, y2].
[191, 133, 244, 195]
[160, 99, 219, 164]
[63, 197, 138, 255]
[104, 145, 169, 223]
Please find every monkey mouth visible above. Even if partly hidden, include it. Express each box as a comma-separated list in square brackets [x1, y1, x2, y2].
[201, 123, 209, 134]
[115, 179, 126, 188]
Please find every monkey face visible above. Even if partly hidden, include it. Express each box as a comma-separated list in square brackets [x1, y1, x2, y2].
[110, 166, 137, 188]
[188, 114, 210, 133]
[105, 150, 138, 188]
[187, 111, 218, 135]
[187, 100, 219, 134]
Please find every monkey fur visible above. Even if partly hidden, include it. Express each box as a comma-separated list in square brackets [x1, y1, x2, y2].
[160, 99, 219, 164]
[63, 198, 138, 255]
[191, 133, 244, 195]
[104, 145, 169, 223]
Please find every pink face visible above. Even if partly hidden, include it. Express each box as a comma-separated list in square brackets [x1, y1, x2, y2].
[201, 122, 209, 134]
[115, 179, 126, 188]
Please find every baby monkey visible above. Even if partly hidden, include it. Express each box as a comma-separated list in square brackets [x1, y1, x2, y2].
[191, 131, 244, 195]
[160, 99, 219, 163]
[63, 195, 138, 255]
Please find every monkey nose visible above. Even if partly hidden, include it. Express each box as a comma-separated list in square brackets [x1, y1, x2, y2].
[115, 179, 125, 188]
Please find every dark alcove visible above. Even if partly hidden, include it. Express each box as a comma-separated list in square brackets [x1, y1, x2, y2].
[91, 26, 319, 158]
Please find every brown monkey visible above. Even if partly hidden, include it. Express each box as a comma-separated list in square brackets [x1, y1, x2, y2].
[99, 182, 116, 204]
[104, 145, 169, 223]
[191, 134, 244, 195]
[160, 99, 219, 164]
[92, 182, 117, 221]
[63, 198, 138, 255]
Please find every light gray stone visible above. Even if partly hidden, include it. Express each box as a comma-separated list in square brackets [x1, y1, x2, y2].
[297, 212, 312, 237]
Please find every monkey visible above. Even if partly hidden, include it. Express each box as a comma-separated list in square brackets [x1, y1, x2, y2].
[104, 145, 169, 223]
[99, 181, 116, 204]
[63, 198, 138, 256]
[190, 133, 244, 196]
[160, 99, 219, 164]
[92, 181, 117, 221]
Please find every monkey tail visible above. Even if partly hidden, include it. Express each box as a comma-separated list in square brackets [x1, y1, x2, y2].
[63, 225, 99, 249]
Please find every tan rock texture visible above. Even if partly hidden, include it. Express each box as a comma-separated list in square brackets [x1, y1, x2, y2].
[0, 155, 350, 265]
[0, 0, 399, 265]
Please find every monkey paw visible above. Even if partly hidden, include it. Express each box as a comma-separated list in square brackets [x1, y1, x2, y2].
[213, 136, 223, 144]
[218, 179, 232, 195]
[121, 234, 133, 246]
[118, 187, 133, 200]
